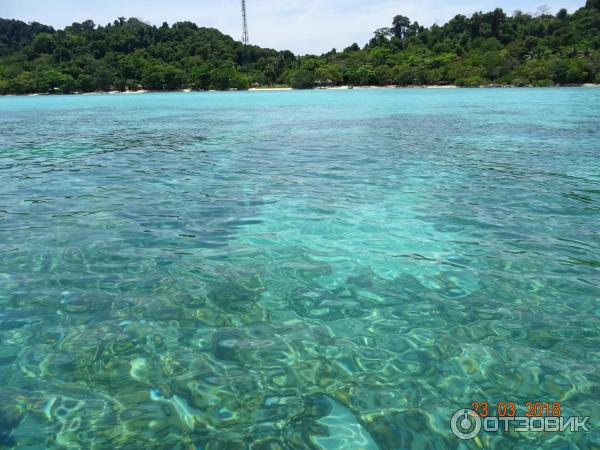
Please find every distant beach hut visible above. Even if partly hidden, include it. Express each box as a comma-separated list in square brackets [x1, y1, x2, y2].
[315, 79, 334, 88]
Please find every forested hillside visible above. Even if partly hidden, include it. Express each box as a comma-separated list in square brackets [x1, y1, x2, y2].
[1, 0, 599, 94]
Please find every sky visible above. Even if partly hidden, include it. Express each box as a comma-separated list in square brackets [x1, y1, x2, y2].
[2, 0, 587, 54]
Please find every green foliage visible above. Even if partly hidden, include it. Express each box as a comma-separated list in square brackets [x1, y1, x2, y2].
[142, 64, 184, 90]
[36, 69, 76, 93]
[0, 18, 54, 55]
[32, 33, 56, 54]
[518, 59, 553, 82]
[190, 64, 211, 90]
[0, 18, 275, 92]
[10, 71, 35, 93]
[209, 66, 248, 90]
[290, 70, 314, 89]
[392, 64, 416, 85]
[587, 0, 600, 10]
[314, 64, 342, 84]
[0, 4, 598, 94]
[456, 75, 486, 87]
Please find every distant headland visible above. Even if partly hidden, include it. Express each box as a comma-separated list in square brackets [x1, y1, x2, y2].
[1, 0, 599, 95]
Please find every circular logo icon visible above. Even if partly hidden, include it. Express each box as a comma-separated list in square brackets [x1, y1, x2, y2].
[451, 409, 482, 440]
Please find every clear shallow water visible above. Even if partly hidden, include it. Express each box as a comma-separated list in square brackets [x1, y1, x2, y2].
[0, 88, 598, 449]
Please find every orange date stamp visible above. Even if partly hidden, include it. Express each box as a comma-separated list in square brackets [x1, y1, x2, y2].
[470, 401, 561, 417]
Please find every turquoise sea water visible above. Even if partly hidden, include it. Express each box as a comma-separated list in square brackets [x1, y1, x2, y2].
[0, 88, 598, 449]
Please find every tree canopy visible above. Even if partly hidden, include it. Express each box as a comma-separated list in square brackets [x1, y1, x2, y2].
[0, 3, 599, 94]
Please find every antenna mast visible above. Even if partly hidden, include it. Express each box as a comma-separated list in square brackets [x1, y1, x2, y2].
[241, 0, 249, 45]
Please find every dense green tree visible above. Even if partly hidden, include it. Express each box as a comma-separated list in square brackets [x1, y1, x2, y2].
[0, 18, 274, 92]
[392, 64, 416, 85]
[190, 64, 211, 90]
[35, 69, 76, 93]
[92, 66, 114, 91]
[162, 65, 185, 90]
[0, 4, 598, 94]
[209, 66, 248, 90]
[315, 64, 342, 84]
[141, 64, 184, 90]
[290, 70, 315, 89]
[0, 19, 54, 55]
[587, 0, 600, 9]
[392, 15, 411, 39]
[10, 71, 35, 94]
[32, 32, 56, 54]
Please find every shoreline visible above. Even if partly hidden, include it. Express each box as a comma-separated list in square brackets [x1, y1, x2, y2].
[248, 87, 292, 91]
[2, 83, 597, 98]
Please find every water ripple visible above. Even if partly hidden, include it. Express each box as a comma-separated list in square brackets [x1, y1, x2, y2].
[0, 89, 598, 449]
